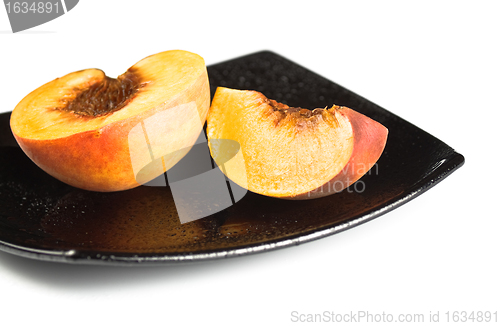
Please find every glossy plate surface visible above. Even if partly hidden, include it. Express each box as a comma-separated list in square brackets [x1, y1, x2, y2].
[0, 51, 464, 265]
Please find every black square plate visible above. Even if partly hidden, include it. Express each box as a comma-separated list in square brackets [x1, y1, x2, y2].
[0, 51, 464, 265]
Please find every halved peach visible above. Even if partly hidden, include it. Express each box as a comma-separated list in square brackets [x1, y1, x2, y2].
[206, 87, 388, 199]
[10, 50, 210, 192]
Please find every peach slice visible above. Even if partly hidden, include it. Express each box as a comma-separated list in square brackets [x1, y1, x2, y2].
[10, 50, 210, 192]
[206, 87, 388, 199]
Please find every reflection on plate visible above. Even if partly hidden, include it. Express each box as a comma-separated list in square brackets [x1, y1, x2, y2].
[0, 51, 464, 265]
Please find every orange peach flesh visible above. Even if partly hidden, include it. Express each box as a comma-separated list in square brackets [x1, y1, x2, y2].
[10, 50, 210, 192]
[206, 87, 388, 199]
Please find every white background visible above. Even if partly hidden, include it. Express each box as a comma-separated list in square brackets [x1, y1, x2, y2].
[0, 1, 498, 325]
